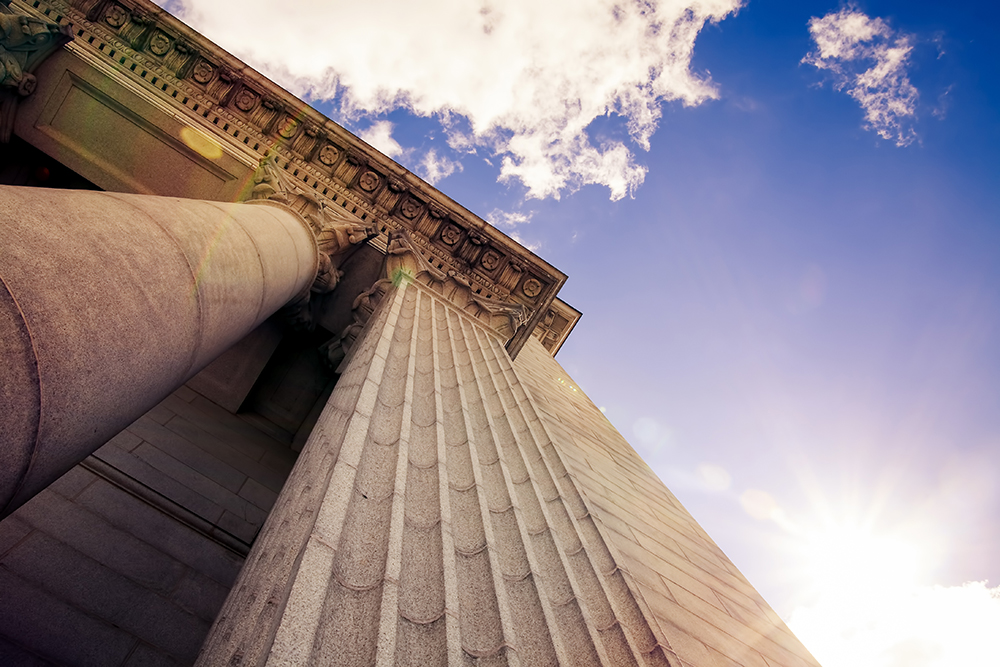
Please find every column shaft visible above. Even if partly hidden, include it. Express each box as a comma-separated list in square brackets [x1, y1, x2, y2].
[197, 281, 668, 666]
[0, 185, 317, 516]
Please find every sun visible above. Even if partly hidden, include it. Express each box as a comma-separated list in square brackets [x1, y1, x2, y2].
[801, 523, 923, 598]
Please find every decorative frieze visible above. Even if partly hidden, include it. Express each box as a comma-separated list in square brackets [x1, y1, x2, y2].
[44, 0, 567, 357]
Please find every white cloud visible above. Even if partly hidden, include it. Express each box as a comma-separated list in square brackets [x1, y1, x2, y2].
[163, 0, 743, 200]
[508, 231, 541, 253]
[789, 580, 1000, 667]
[358, 120, 404, 158]
[803, 8, 919, 146]
[485, 209, 533, 229]
[419, 148, 461, 184]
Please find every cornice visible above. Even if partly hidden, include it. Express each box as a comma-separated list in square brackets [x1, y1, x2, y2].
[32, 0, 567, 358]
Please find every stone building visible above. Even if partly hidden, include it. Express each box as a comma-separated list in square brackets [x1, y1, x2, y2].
[0, 0, 822, 665]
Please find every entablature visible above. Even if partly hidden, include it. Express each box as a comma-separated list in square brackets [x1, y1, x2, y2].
[23, 0, 568, 358]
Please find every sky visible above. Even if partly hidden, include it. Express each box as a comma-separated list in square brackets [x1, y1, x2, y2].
[160, 1, 1000, 664]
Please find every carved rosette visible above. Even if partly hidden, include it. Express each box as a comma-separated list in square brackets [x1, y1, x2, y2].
[148, 30, 171, 55]
[191, 59, 214, 84]
[104, 4, 128, 28]
[317, 143, 339, 166]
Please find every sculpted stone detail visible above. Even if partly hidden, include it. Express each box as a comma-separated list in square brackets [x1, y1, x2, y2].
[191, 59, 214, 83]
[276, 114, 298, 139]
[469, 231, 487, 246]
[346, 149, 366, 167]
[0, 1, 72, 141]
[522, 278, 542, 298]
[317, 143, 339, 166]
[481, 250, 501, 271]
[358, 170, 380, 192]
[248, 152, 376, 328]
[387, 176, 406, 193]
[234, 87, 258, 112]
[148, 30, 171, 55]
[440, 223, 462, 246]
[470, 293, 530, 336]
[104, 4, 128, 28]
[428, 202, 448, 219]
[399, 197, 421, 220]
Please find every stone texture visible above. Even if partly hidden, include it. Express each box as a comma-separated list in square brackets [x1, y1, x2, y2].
[0, 185, 318, 517]
[511, 337, 822, 667]
[197, 283, 674, 666]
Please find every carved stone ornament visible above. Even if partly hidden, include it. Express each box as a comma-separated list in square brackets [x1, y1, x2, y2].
[104, 4, 128, 28]
[522, 278, 542, 298]
[468, 231, 487, 246]
[1, 1, 73, 142]
[277, 115, 298, 139]
[440, 224, 462, 246]
[481, 250, 501, 271]
[317, 143, 339, 166]
[148, 30, 171, 56]
[246, 151, 376, 329]
[358, 170, 380, 192]
[387, 176, 406, 193]
[129, 11, 151, 27]
[234, 87, 257, 111]
[399, 198, 421, 220]
[470, 293, 531, 335]
[346, 149, 366, 166]
[191, 59, 214, 84]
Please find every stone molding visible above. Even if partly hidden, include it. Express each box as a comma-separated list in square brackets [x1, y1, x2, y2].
[532, 298, 583, 356]
[0, 0, 73, 141]
[323, 229, 536, 372]
[36, 0, 567, 358]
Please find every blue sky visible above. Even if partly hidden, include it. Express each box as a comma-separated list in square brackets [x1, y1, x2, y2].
[165, 1, 1000, 662]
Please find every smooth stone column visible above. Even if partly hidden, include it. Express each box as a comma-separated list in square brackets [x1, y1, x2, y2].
[0, 185, 318, 517]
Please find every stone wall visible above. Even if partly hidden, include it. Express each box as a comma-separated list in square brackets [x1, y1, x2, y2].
[513, 339, 822, 667]
[0, 385, 297, 666]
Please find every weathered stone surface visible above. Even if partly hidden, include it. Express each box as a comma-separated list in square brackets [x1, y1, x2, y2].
[512, 337, 822, 667]
[0, 186, 318, 517]
[196, 283, 674, 666]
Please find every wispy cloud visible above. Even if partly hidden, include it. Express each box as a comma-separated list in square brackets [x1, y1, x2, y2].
[485, 209, 533, 229]
[803, 8, 919, 146]
[358, 120, 404, 158]
[164, 0, 743, 201]
[419, 148, 461, 185]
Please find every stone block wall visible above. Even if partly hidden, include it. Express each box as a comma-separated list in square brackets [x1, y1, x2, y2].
[0, 385, 298, 665]
[513, 339, 822, 667]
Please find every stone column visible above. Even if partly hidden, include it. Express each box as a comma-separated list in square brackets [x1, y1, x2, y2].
[196, 259, 670, 666]
[0, 185, 318, 517]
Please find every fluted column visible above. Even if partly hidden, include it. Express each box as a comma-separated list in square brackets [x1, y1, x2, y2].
[197, 276, 671, 666]
[0, 185, 318, 516]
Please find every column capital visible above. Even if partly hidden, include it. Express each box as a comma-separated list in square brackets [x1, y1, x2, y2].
[245, 150, 378, 329]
